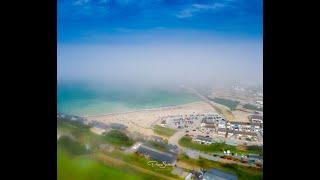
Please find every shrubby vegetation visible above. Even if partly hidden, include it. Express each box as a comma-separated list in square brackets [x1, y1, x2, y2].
[212, 98, 240, 110]
[103, 130, 134, 147]
[58, 136, 89, 155]
[179, 136, 262, 155]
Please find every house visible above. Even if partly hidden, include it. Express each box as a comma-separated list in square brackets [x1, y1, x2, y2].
[204, 124, 216, 130]
[137, 145, 177, 165]
[250, 115, 263, 124]
[194, 135, 213, 145]
[203, 169, 238, 180]
[218, 122, 226, 129]
[217, 128, 227, 136]
[201, 119, 215, 127]
[91, 120, 108, 129]
[160, 120, 166, 127]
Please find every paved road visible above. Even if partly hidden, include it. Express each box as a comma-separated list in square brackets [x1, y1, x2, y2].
[168, 130, 259, 167]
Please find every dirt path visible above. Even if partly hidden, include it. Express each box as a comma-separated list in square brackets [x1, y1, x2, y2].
[92, 153, 178, 180]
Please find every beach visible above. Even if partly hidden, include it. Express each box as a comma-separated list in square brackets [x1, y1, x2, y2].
[85, 101, 216, 136]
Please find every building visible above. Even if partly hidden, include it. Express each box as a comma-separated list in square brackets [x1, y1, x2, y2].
[137, 145, 177, 165]
[91, 120, 108, 129]
[203, 124, 216, 131]
[203, 169, 238, 180]
[217, 128, 227, 136]
[160, 120, 166, 127]
[249, 115, 263, 124]
[194, 135, 213, 145]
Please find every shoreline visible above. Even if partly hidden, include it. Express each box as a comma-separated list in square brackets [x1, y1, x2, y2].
[82, 101, 205, 118]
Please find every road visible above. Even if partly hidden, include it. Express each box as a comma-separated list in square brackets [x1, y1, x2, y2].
[168, 130, 259, 167]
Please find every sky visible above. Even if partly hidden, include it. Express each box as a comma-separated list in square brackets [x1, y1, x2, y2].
[58, 0, 263, 87]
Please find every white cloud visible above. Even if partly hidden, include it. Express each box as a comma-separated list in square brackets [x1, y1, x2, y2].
[176, 2, 228, 19]
[193, 3, 225, 10]
[74, 0, 90, 6]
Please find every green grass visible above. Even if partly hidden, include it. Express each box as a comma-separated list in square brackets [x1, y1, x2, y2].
[243, 104, 263, 111]
[153, 125, 176, 137]
[103, 130, 134, 147]
[107, 150, 179, 178]
[179, 136, 262, 155]
[58, 148, 160, 180]
[178, 154, 262, 180]
[57, 120, 173, 180]
[58, 120, 103, 147]
[58, 120, 135, 148]
[58, 136, 90, 155]
[212, 98, 240, 110]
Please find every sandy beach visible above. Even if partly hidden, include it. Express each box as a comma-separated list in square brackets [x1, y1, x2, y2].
[85, 101, 216, 136]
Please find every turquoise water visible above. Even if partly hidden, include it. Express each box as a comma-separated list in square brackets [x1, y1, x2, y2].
[58, 82, 200, 116]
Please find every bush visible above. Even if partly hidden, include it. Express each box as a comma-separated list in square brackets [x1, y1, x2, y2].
[58, 136, 89, 155]
[103, 130, 134, 147]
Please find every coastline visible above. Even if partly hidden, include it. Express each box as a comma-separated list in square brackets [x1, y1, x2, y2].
[82, 101, 205, 118]
[84, 101, 217, 136]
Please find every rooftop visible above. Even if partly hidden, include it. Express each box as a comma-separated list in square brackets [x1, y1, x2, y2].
[137, 145, 177, 164]
[203, 169, 238, 180]
[195, 135, 213, 142]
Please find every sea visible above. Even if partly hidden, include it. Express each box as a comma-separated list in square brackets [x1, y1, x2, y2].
[57, 81, 200, 116]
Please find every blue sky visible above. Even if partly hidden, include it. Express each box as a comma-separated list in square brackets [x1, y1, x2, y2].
[58, 0, 262, 43]
[58, 0, 263, 86]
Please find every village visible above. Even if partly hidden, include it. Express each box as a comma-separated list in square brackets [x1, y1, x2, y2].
[58, 100, 263, 180]
[158, 112, 263, 147]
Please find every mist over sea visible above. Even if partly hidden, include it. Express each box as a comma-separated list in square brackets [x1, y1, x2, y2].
[57, 81, 200, 116]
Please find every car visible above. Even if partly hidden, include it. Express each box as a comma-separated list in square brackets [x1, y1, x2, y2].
[205, 135, 209, 137]
[193, 129, 196, 131]
[186, 130, 189, 133]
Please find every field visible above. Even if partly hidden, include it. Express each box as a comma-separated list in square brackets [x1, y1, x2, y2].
[58, 120, 134, 148]
[58, 147, 160, 180]
[179, 136, 262, 155]
[178, 154, 262, 180]
[212, 98, 240, 110]
[57, 119, 179, 180]
[153, 125, 177, 137]
[106, 151, 179, 178]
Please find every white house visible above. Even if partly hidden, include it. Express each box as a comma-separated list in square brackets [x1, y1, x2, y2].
[194, 135, 213, 145]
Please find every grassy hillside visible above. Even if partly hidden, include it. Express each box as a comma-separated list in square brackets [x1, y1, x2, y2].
[58, 148, 159, 180]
